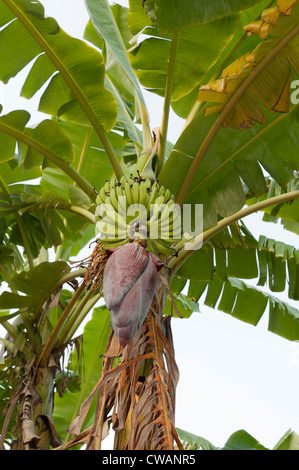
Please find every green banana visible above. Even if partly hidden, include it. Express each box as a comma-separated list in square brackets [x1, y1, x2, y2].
[158, 185, 166, 197]
[163, 188, 171, 202]
[146, 184, 159, 215]
[96, 176, 182, 253]
[116, 184, 127, 213]
[132, 181, 140, 204]
[101, 237, 130, 250]
[99, 186, 107, 203]
[124, 181, 134, 206]
[120, 176, 127, 188]
[95, 193, 105, 205]
[104, 180, 111, 194]
[109, 186, 119, 212]
[145, 237, 157, 255]
[159, 198, 175, 222]
[149, 194, 166, 218]
[144, 178, 152, 190]
[138, 180, 148, 207]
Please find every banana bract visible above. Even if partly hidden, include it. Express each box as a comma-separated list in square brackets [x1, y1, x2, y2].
[103, 243, 163, 347]
[95, 176, 182, 256]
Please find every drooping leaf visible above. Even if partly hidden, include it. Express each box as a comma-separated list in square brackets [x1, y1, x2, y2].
[188, 274, 299, 341]
[171, 0, 274, 118]
[84, 16, 143, 147]
[0, 111, 96, 201]
[178, 225, 299, 301]
[0, 0, 117, 131]
[65, 313, 181, 450]
[0, 183, 91, 259]
[247, 177, 299, 236]
[159, 1, 299, 229]
[159, 103, 299, 230]
[164, 292, 200, 319]
[84, 0, 146, 108]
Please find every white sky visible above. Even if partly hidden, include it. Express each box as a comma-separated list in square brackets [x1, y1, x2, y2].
[1, 0, 299, 450]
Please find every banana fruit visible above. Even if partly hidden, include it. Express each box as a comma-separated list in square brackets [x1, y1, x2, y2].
[95, 175, 182, 255]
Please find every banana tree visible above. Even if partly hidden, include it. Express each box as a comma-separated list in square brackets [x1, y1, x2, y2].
[0, 0, 299, 451]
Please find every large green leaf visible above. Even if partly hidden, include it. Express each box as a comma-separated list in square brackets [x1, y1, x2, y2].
[0, 111, 96, 201]
[141, 0, 265, 33]
[159, 0, 299, 222]
[188, 274, 299, 341]
[273, 429, 299, 450]
[171, 0, 274, 118]
[159, 103, 299, 230]
[0, 111, 30, 162]
[0, 161, 41, 187]
[175, 224, 299, 341]
[0, 183, 92, 254]
[22, 119, 74, 169]
[84, 16, 142, 147]
[56, 120, 125, 192]
[0, 0, 117, 131]
[129, 14, 240, 103]
[84, 0, 146, 108]
[178, 225, 299, 300]
[0, 261, 68, 310]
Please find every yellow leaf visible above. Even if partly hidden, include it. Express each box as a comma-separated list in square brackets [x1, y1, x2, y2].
[197, 0, 299, 129]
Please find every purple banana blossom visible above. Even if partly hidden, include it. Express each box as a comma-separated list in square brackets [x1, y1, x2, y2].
[103, 243, 163, 347]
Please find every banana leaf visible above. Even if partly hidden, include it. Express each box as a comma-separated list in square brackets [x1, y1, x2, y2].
[141, 0, 266, 34]
[0, 0, 117, 131]
[197, 0, 299, 129]
[159, 1, 299, 228]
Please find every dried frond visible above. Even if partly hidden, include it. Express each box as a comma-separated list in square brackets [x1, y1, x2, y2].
[70, 242, 107, 291]
[64, 309, 182, 451]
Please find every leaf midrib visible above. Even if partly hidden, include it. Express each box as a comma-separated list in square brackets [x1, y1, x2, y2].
[176, 21, 299, 203]
[0, 120, 96, 201]
[3, 0, 124, 180]
[186, 102, 299, 198]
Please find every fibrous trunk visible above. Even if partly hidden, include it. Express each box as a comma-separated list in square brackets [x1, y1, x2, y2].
[8, 361, 61, 450]
[64, 291, 183, 450]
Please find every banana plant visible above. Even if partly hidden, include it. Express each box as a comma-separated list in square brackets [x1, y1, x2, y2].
[0, 0, 299, 450]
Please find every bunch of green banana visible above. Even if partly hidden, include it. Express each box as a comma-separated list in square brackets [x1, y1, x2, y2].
[95, 176, 182, 255]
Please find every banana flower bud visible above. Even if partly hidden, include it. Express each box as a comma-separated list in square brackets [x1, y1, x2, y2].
[103, 243, 163, 347]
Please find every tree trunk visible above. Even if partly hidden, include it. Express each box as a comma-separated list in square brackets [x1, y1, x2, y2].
[12, 361, 61, 450]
